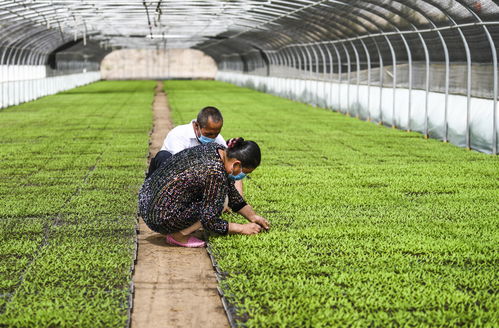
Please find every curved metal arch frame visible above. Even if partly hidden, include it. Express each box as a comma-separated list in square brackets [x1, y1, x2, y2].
[450, 0, 498, 152]
[223, 0, 489, 150]
[321, 2, 401, 121]
[326, 1, 429, 129]
[0, 22, 52, 64]
[218, 1, 414, 80]
[262, 1, 421, 126]
[1, 1, 498, 153]
[8, 29, 61, 66]
[354, 1, 419, 129]
[420, 0, 472, 149]
[374, 0, 451, 137]
[388, 0, 451, 136]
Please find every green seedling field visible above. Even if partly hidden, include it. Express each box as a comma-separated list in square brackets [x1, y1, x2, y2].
[0, 81, 154, 327]
[165, 80, 498, 327]
[1, 79, 496, 327]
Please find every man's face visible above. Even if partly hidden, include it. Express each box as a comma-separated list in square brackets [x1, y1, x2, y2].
[195, 117, 223, 139]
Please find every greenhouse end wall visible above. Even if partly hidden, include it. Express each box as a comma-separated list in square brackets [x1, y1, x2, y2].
[217, 71, 498, 155]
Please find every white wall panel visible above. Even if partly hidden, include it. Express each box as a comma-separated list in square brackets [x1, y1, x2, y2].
[218, 72, 495, 154]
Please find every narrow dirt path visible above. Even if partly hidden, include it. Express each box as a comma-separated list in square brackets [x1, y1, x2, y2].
[131, 81, 229, 328]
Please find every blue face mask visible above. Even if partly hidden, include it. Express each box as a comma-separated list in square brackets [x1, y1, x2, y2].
[198, 135, 216, 144]
[229, 172, 246, 181]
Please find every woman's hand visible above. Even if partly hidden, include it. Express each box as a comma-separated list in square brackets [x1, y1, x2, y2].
[240, 223, 262, 235]
[228, 222, 261, 235]
[249, 215, 270, 231]
[237, 205, 270, 231]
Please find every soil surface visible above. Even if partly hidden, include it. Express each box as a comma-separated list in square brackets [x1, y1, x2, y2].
[131, 82, 229, 328]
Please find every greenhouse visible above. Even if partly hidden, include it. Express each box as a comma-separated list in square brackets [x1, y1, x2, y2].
[0, 1, 497, 327]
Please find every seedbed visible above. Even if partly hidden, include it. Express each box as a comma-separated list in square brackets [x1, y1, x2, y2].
[0, 81, 154, 327]
[165, 80, 498, 327]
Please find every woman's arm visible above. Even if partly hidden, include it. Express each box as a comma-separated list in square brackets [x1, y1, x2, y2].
[235, 180, 244, 196]
[226, 205, 270, 235]
[225, 176, 270, 234]
[226, 180, 247, 212]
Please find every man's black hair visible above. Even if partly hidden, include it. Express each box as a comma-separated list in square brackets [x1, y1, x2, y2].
[197, 106, 223, 128]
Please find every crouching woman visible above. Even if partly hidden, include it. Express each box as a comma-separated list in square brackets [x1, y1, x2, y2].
[138, 138, 270, 248]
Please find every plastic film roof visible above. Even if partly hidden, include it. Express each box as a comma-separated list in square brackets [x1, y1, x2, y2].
[1, 1, 498, 65]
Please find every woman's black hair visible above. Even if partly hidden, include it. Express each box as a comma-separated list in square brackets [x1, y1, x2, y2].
[226, 137, 261, 169]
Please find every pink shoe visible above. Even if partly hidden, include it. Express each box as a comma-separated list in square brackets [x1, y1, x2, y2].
[166, 235, 206, 248]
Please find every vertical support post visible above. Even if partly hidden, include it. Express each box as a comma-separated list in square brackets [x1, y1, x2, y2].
[265, 51, 274, 93]
[0, 54, 3, 109]
[21, 58, 27, 104]
[384, 35, 397, 128]
[331, 43, 342, 113]
[20, 45, 31, 104]
[418, 32, 430, 138]
[400, 33, 413, 132]
[303, 45, 314, 80]
[277, 50, 288, 96]
[360, 39, 371, 121]
[273, 51, 281, 95]
[310, 44, 320, 107]
[373, 38, 384, 124]
[315, 44, 327, 108]
[15, 56, 20, 106]
[349, 41, 361, 118]
[477, 20, 497, 153]
[280, 49, 288, 98]
[288, 47, 298, 100]
[464, 18, 497, 153]
[269, 52, 278, 95]
[322, 44, 334, 110]
[292, 46, 303, 101]
[7, 58, 11, 107]
[453, 0, 497, 152]
[340, 43, 351, 115]
[30, 50, 36, 102]
[281, 50, 289, 96]
[21, 51, 27, 103]
[284, 47, 294, 100]
[13, 51, 19, 105]
[28, 50, 35, 101]
[455, 28, 472, 149]
[11, 52, 17, 106]
[283, 48, 294, 99]
[302, 45, 315, 106]
[0, 54, 4, 109]
[486, 32, 498, 154]
[0, 46, 7, 109]
[275, 51, 282, 95]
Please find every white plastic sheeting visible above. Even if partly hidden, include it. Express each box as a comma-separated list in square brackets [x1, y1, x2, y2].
[0, 70, 100, 109]
[218, 71, 497, 154]
[0, 66, 46, 82]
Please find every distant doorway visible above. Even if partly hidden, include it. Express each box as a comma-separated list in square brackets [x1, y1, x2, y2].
[101, 49, 217, 80]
